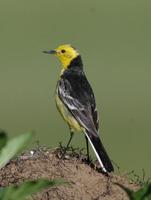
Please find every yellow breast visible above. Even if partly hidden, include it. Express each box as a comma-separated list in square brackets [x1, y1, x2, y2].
[55, 94, 83, 132]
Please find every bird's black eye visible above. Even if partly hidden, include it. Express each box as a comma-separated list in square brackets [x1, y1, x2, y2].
[61, 49, 66, 53]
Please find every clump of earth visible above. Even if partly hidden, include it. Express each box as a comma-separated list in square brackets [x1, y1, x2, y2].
[0, 146, 139, 200]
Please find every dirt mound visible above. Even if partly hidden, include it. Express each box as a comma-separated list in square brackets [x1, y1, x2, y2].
[0, 147, 139, 200]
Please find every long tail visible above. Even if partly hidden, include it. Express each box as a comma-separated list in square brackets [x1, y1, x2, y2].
[85, 130, 114, 173]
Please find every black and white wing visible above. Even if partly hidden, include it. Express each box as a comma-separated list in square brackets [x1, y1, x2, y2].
[58, 72, 98, 136]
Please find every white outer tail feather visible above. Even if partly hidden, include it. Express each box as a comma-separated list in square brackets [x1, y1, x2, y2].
[84, 131, 107, 173]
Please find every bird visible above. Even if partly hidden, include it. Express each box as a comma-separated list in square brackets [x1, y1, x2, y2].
[43, 44, 114, 173]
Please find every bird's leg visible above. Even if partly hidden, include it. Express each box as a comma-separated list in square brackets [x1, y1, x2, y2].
[60, 129, 74, 158]
[85, 135, 90, 162]
[66, 129, 74, 149]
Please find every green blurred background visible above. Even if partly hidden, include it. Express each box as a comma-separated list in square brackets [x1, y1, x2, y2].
[0, 0, 151, 176]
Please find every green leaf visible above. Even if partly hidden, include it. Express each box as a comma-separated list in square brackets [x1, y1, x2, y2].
[0, 187, 6, 199]
[2, 179, 65, 200]
[134, 183, 151, 200]
[0, 132, 33, 169]
[0, 131, 8, 151]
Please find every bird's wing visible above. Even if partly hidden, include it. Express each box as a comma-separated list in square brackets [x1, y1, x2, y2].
[90, 92, 99, 132]
[58, 76, 98, 136]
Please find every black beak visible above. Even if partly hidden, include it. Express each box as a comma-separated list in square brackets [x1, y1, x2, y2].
[42, 50, 56, 54]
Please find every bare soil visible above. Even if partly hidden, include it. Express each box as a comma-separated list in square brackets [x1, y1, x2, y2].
[0, 146, 139, 200]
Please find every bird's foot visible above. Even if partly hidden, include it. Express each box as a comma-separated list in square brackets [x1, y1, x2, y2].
[58, 142, 70, 159]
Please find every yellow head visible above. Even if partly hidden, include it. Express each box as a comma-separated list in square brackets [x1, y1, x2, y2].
[43, 44, 79, 69]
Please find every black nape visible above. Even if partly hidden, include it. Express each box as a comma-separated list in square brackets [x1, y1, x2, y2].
[68, 55, 83, 69]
